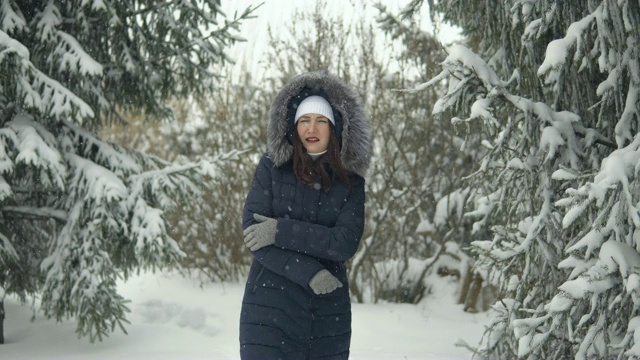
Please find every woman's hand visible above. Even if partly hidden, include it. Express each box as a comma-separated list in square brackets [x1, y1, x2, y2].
[309, 269, 343, 295]
[243, 214, 277, 251]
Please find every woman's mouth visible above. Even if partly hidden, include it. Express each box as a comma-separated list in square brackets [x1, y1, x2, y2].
[306, 137, 320, 143]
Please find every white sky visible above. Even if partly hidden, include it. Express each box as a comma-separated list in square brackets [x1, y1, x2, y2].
[220, 0, 461, 77]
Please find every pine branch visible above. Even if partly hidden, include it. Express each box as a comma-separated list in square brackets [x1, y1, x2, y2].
[1, 206, 67, 223]
[147, 11, 256, 65]
[572, 124, 616, 150]
[123, 1, 179, 17]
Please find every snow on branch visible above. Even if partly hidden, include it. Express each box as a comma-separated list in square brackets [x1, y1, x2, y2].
[34, 2, 102, 76]
[0, 231, 18, 263]
[418, 44, 593, 168]
[537, 5, 602, 83]
[124, 149, 242, 264]
[130, 197, 184, 263]
[558, 133, 640, 230]
[0, 29, 28, 58]
[524, 129, 640, 358]
[465, 190, 500, 234]
[0, 1, 26, 34]
[5, 114, 66, 190]
[32, 64, 95, 120]
[66, 153, 127, 209]
[1, 30, 94, 121]
[34, 0, 61, 42]
[129, 149, 243, 182]
[614, 55, 640, 147]
[55, 31, 103, 76]
[63, 121, 143, 177]
[518, 239, 640, 357]
[127, 149, 243, 213]
[40, 201, 130, 342]
[0, 127, 16, 200]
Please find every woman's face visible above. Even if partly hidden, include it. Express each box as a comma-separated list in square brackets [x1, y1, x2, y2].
[296, 113, 331, 153]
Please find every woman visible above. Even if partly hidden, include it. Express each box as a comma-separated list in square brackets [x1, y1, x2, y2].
[239, 70, 372, 359]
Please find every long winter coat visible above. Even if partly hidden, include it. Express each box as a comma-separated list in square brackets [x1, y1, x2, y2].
[240, 71, 372, 359]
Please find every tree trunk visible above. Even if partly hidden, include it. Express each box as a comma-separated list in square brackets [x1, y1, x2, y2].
[0, 299, 4, 344]
[464, 273, 484, 313]
[457, 265, 473, 305]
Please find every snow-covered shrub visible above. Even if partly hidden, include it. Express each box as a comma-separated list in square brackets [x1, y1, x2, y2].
[101, 72, 271, 283]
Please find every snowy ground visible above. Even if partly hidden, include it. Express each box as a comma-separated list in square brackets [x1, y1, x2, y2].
[1, 271, 489, 359]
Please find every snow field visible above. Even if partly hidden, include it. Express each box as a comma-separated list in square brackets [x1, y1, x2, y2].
[1, 271, 488, 359]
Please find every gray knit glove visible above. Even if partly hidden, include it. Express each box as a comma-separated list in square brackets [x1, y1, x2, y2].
[309, 269, 343, 295]
[243, 214, 277, 251]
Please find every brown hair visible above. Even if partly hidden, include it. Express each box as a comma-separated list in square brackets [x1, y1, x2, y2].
[292, 125, 351, 192]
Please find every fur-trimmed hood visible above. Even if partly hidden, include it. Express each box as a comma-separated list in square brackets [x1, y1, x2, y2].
[267, 70, 372, 178]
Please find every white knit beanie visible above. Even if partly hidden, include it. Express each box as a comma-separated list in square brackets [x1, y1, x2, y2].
[294, 95, 335, 125]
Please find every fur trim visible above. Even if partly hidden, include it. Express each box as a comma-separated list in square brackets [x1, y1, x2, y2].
[267, 70, 372, 178]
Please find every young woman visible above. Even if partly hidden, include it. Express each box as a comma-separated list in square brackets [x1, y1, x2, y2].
[239, 70, 372, 359]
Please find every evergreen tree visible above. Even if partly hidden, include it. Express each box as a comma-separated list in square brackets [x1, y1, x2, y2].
[370, 4, 481, 305]
[0, 0, 255, 342]
[403, 0, 639, 357]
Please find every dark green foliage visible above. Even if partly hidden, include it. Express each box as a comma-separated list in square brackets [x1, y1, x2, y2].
[0, 0, 255, 341]
[403, 0, 640, 357]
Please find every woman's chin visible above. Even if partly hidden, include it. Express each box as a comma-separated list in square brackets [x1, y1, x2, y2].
[304, 145, 327, 153]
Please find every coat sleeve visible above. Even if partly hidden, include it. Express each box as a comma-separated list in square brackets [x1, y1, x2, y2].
[243, 154, 325, 289]
[274, 175, 366, 262]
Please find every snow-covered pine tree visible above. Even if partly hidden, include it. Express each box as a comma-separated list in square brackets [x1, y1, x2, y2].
[373, 4, 484, 305]
[402, 0, 638, 358]
[0, 0, 255, 342]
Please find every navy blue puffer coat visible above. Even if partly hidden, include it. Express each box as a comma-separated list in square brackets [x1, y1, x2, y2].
[240, 71, 372, 359]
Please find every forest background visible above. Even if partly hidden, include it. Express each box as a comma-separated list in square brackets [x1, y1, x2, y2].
[1, 0, 639, 358]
